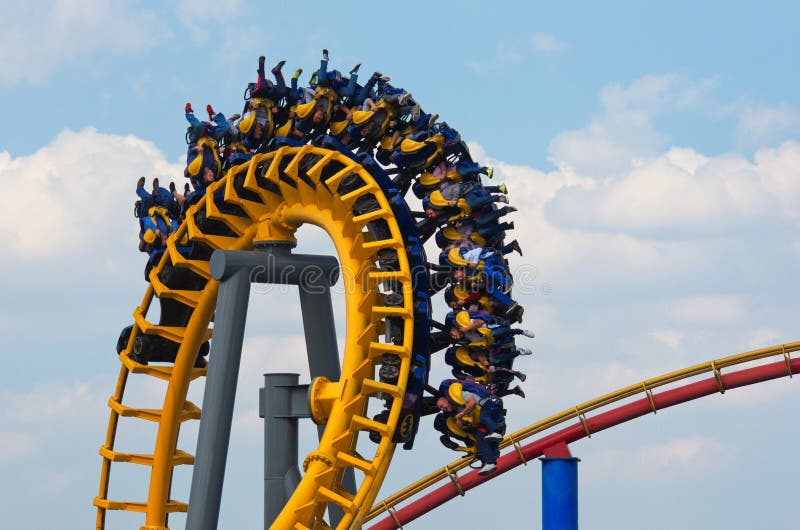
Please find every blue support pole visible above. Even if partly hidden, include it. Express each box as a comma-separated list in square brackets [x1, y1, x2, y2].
[541, 457, 580, 530]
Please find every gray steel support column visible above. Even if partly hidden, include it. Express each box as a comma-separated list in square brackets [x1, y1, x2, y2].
[186, 247, 352, 530]
[186, 265, 252, 530]
[260, 374, 312, 527]
[297, 284, 356, 526]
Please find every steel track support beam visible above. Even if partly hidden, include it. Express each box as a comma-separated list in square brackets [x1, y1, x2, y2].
[186, 246, 354, 530]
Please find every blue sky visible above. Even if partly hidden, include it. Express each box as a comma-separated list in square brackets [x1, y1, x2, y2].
[1, 1, 799, 529]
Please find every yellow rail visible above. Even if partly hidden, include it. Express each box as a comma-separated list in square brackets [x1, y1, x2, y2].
[96, 147, 417, 530]
[366, 340, 800, 520]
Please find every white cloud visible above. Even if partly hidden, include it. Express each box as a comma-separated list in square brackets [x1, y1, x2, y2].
[651, 328, 683, 349]
[548, 74, 717, 178]
[176, 0, 245, 40]
[531, 33, 567, 54]
[746, 327, 780, 350]
[0, 1, 168, 85]
[544, 141, 800, 238]
[0, 380, 107, 424]
[671, 295, 744, 324]
[587, 436, 729, 483]
[0, 431, 42, 461]
[738, 103, 800, 146]
[0, 128, 183, 259]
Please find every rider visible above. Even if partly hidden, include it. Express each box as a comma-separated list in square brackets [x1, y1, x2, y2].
[437, 379, 506, 475]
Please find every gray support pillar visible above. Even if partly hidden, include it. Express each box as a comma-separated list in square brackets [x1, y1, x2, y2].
[261, 374, 312, 527]
[296, 284, 357, 526]
[186, 266, 252, 530]
[186, 247, 354, 530]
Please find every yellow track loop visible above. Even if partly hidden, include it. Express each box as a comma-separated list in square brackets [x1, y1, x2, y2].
[365, 340, 800, 521]
[95, 146, 416, 530]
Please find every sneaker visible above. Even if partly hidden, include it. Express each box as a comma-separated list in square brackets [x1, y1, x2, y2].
[292, 68, 303, 80]
[521, 329, 535, 338]
[410, 103, 421, 122]
[484, 432, 503, 442]
[517, 347, 533, 356]
[486, 166, 494, 178]
[137, 176, 146, 188]
[508, 304, 524, 324]
[497, 183, 508, 194]
[152, 177, 160, 190]
[478, 463, 497, 476]
[498, 195, 509, 204]
[398, 92, 411, 105]
[206, 104, 215, 119]
[322, 48, 329, 61]
[185, 102, 193, 113]
[271, 60, 285, 75]
[349, 63, 361, 75]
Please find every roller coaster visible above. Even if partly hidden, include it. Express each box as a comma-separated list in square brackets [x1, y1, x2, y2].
[94, 54, 799, 530]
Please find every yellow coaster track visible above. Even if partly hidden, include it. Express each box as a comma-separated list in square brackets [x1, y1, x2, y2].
[95, 146, 417, 529]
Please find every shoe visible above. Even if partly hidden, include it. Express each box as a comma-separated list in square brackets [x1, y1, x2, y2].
[185, 102, 193, 113]
[478, 463, 497, 476]
[292, 67, 303, 80]
[498, 195, 509, 204]
[517, 347, 533, 356]
[229, 113, 241, 121]
[510, 239, 523, 256]
[497, 183, 508, 194]
[309, 71, 318, 86]
[486, 166, 493, 178]
[484, 432, 503, 442]
[506, 302, 525, 323]
[137, 176, 145, 188]
[169, 182, 176, 193]
[371, 71, 382, 79]
[349, 63, 361, 75]
[271, 60, 285, 75]
[257, 55, 265, 74]
[206, 104, 215, 119]
[515, 371, 527, 382]
[152, 177, 159, 190]
[507, 221, 515, 230]
[428, 113, 439, 127]
[184, 183, 191, 195]
[509, 305, 524, 323]
[521, 329, 535, 338]
[322, 48, 329, 61]
[509, 385, 526, 398]
[398, 92, 411, 105]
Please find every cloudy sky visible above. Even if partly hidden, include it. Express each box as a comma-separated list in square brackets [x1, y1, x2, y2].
[1, 1, 799, 529]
